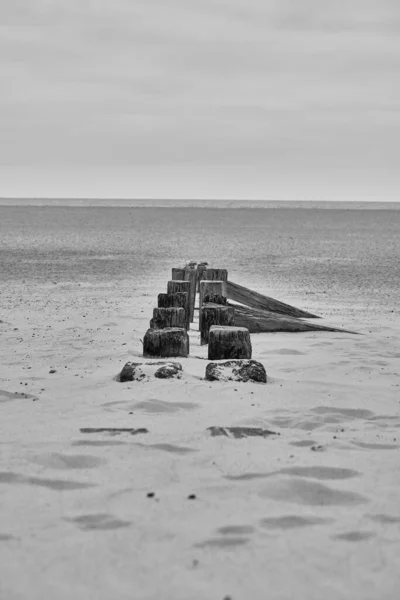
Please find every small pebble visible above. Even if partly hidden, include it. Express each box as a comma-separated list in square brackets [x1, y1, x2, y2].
[188, 494, 196, 500]
[147, 492, 155, 498]
[49, 369, 56, 374]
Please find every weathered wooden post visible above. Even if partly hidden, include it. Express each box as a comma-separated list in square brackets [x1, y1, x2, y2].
[167, 281, 190, 329]
[204, 269, 228, 296]
[143, 327, 189, 358]
[196, 262, 209, 292]
[150, 307, 186, 330]
[172, 267, 197, 323]
[200, 305, 235, 345]
[158, 292, 187, 310]
[199, 280, 225, 308]
[208, 325, 252, 360]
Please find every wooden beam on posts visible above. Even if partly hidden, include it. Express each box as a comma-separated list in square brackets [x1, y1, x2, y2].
[204, 269, 228, 296]
[167, 281, 190, 329]
[150, 307, 186, 330]
[199, 280, 225, 308]
[208, 325, 252, 360]
[199, 304, 235, 345]
[143, 327, 189, 358]
[172, 267, 197, 323]
[226, 280, 320, 319]
[228, 303, 356, 334]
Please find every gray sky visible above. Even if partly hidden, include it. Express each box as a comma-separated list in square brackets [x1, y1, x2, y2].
[1, 0, 400, 200]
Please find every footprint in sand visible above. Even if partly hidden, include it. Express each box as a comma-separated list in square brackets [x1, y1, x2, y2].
[333, 531, 375, 542]
[32, 453, 105, 469]
[260, 515, 332, 530]
[260, 478, 368, 506]
[67, 513, 131, 531]
[0, 471, 95, 491]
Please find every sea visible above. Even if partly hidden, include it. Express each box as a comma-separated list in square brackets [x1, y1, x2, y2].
[1, 200, 399, 319]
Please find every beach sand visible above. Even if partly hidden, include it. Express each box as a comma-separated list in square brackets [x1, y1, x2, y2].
[1, 279, 400, 600]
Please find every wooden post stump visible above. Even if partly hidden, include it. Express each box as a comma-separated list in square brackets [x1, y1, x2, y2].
[204, 269, 228, 296]
[167, 281, 190, 329]
[143, 327, 189, 358]
[200, 305, 235, 345]
[172, 267, 197, 323]
[199, 280, 225, 308]
[158, 292, 187, 310]
[150, 307, 186, 330]
[208, 326, 252, 360]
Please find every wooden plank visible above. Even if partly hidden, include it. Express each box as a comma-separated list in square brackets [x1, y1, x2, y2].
[226, 280, 320, 319]
[228, 303, 357, 334]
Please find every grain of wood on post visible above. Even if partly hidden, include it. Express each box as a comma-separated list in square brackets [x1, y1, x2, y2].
[204, 269, 228, 296]
[158, 292, 187, 310]
[143, 327, 189, 358]
[199, 304, 235, 345]
[166, 280, 190, 329]
[208, 325, 252, 360]
[172, 267, 197, 323]
[196, 262, 209, 292]
[199, 280, 225, 308]
[150, 307, 186, 330]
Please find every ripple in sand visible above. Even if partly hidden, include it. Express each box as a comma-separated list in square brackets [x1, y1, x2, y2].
[0, 533, 16, 541]
[260, 478, 368, 506]
[135, 442, 197, 455]
[217, 525, 255, 535]
[195, 537, 249, 548]
[72, 440, 127, 447]
[276, 466, 360, 480]
[260, 515, 332, 529]
[0, 471, 95, 490]
[290, 440, 317, 447]
[311, 406, 375, 420]
[0, 389, 37, 403]
[67, 513, 131, 531]
[135, 399, 198, 413]
[333, 531, 375, 542]
[226, 466, 359, 482]
[368, 514, 400, 524]
[33, 453, 104, 469]
[352, 442, 398, 450]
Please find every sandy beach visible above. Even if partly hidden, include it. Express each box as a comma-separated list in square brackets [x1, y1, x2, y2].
[1, 266, 400, 600]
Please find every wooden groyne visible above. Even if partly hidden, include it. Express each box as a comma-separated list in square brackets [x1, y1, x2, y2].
[140, 262, 356, 359]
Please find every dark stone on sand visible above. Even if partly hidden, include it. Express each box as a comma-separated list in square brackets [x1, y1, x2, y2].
[154, 363, 182, 379]
[205, 359, 267, 383]
[118, 361, 183, 381]
[119, 362, 142, 382]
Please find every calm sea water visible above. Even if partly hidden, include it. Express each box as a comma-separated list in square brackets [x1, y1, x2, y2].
[1, 204, 399, 316]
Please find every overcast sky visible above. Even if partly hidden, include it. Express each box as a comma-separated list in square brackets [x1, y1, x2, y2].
[1, 0, 399, 200]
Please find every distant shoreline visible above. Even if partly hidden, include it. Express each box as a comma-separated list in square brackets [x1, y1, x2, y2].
[1, 198, 399, 210]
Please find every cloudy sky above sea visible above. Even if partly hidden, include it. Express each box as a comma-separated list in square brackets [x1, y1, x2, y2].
[1, 0, 400, 200]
